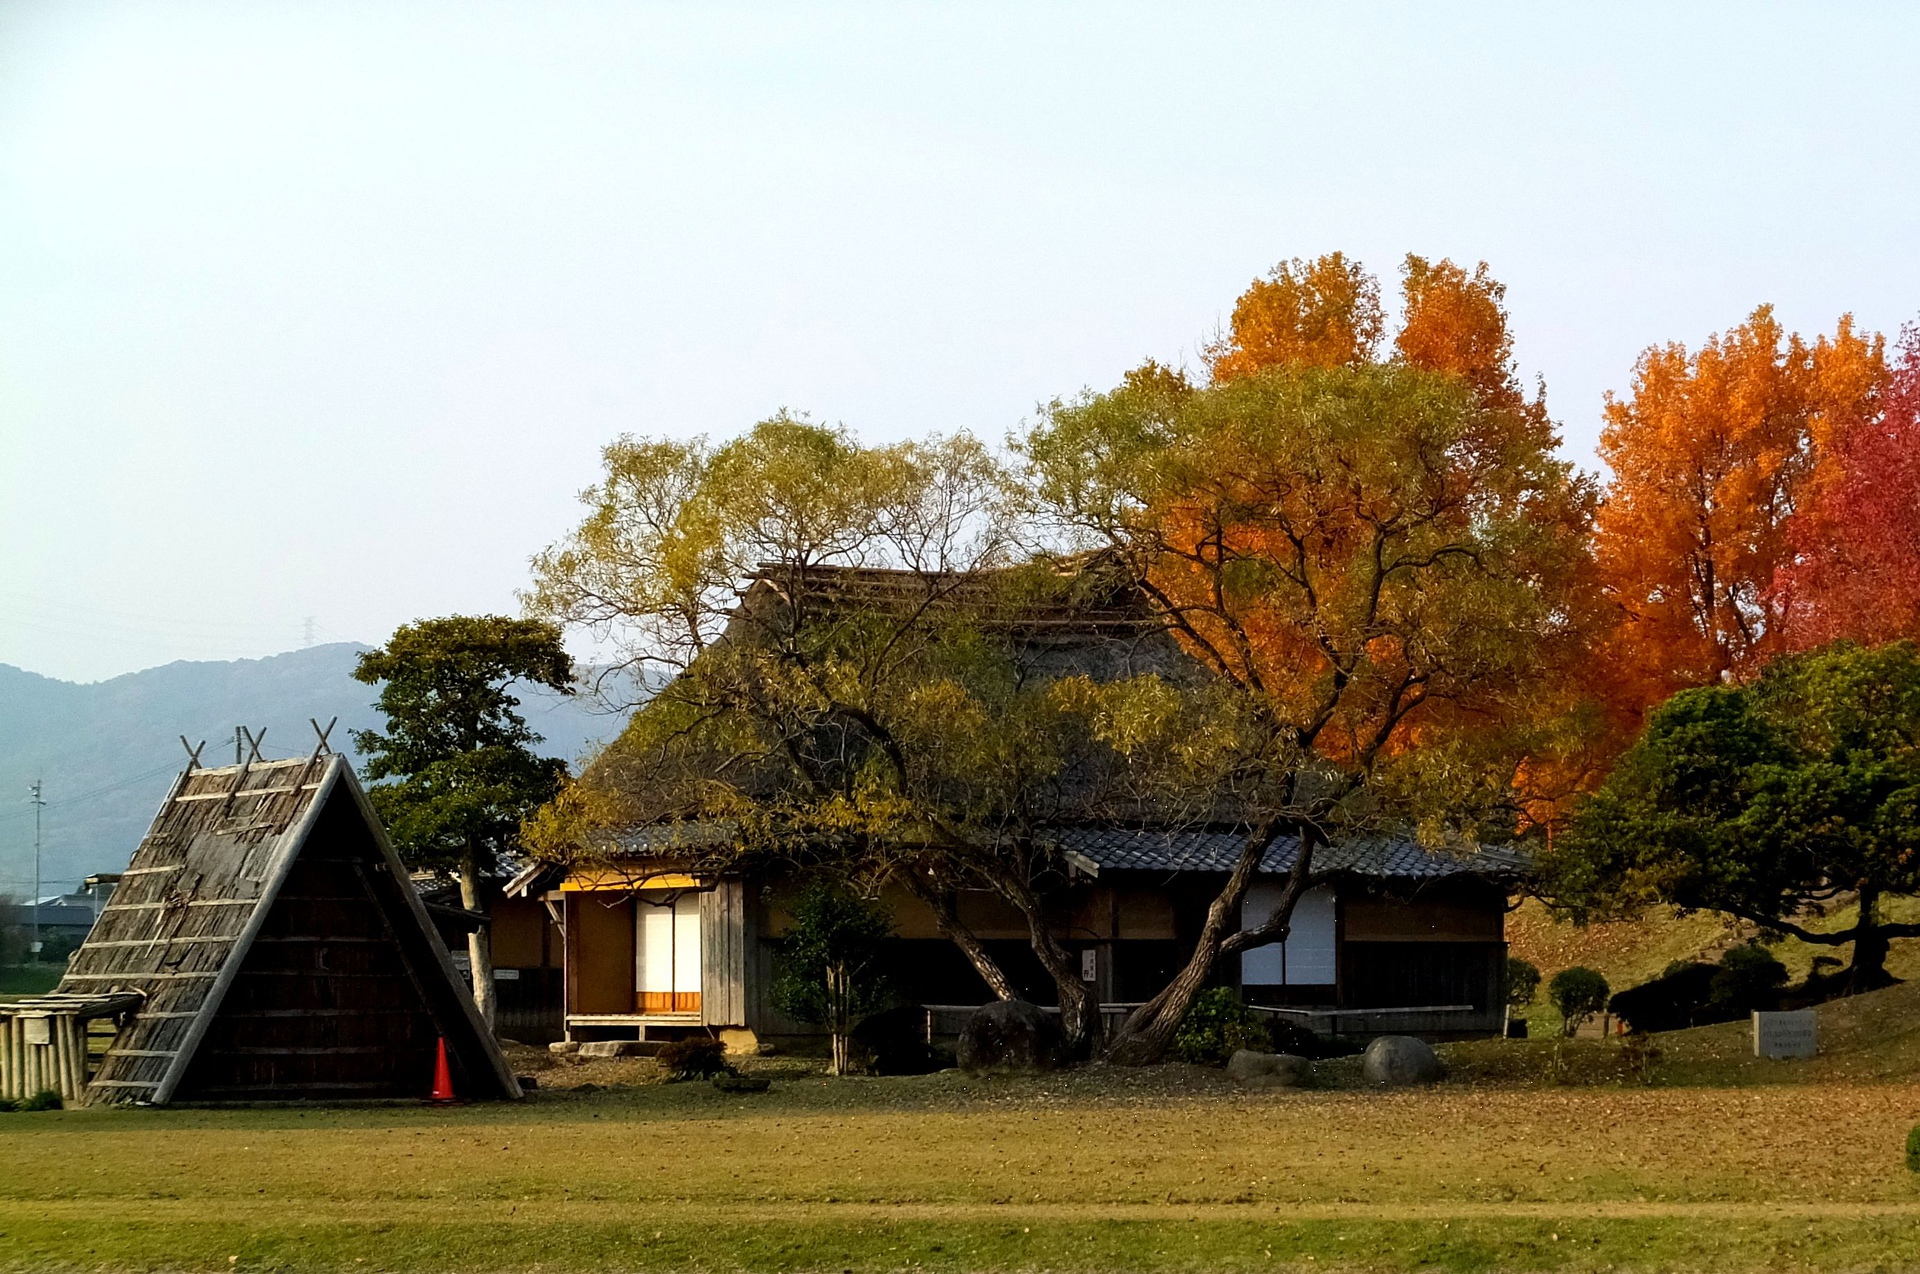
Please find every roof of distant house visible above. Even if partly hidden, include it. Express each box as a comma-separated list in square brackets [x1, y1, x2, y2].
[1047, 826, 1530, 880]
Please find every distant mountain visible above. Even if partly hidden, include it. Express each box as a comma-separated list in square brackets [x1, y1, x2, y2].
[0, 644, 633, 896]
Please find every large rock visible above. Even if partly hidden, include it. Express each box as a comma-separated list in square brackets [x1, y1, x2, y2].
[1361, 1035, 1445, 1086]
[577, 1039, 652, 1059]
[957, 999, 1057, 1074]
[1225, 1050, 1312, 1089]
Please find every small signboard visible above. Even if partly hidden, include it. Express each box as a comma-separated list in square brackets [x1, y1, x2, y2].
[22, 1015, 50, 1047]
[1752, 1009, 1818, 1059]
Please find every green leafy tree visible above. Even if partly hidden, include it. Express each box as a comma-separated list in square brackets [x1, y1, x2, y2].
[353, 616, 574, 1027]
[1549, 966, 1610, 1037]
[771, 879, 895, 1074]
[1547, 640, 1920, 990]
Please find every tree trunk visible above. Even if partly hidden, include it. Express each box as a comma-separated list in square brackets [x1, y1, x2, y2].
[458, 847, 496, 1032]
[1105, 819, 1301, 1066]
[1005, 887, 1100, 1059]
[827, 962, 851, 1075]
[1849, 886, 1891, 993]
[910, 879, 1019, 1002]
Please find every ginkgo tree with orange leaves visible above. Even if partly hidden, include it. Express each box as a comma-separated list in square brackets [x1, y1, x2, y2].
[1026, 255, 1598, 1063]
[1592, 306, 1886, 726]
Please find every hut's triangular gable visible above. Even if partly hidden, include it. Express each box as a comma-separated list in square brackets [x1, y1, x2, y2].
[63, 755, 519, 1105]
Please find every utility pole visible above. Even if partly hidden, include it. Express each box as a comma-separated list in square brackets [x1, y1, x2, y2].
[27, 780, 44, 957]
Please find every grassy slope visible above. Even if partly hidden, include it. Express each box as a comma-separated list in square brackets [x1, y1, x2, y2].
[4, 999, 1920, 1274]
[1504, 897, 1920, 1035]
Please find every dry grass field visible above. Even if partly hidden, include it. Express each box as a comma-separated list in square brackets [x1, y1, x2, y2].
[3, 980, 1920, 1273]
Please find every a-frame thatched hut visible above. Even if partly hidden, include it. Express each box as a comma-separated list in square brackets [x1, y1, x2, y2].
[49, 753, 520, 1106]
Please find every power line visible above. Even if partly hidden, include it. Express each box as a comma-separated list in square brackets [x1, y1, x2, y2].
[0, 761, 181, 824]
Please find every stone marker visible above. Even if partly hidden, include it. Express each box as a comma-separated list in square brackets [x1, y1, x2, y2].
[957, 998, 1056, 1074]
[1752, 1009, 1818, 1059]
[1225, 1049, 1313, 1089]
[1361, 1034, 1445, 1086]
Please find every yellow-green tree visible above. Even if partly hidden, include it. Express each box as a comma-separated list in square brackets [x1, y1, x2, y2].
[524, 414, 1121, 1054]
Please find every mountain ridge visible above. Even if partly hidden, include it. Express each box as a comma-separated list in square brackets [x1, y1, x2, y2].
[0, 643, 631, 896]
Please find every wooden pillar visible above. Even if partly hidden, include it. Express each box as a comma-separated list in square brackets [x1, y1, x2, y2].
[63, 1018, 84, 1101]
[1, 1019, 14, 1102]
[48, 1021, 63, 1101]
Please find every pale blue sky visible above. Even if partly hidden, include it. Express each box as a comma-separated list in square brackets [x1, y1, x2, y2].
[3, 3, 1917, 683]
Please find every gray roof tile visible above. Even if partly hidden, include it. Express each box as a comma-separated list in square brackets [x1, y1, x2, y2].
[1049, 826, 1530, 879]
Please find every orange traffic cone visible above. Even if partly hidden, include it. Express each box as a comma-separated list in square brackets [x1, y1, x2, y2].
[428, 1037, 457, 1104]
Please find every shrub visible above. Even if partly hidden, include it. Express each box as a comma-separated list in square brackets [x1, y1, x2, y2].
[657, 1037, 730, 1081]
[1609, 962, 1718, 1033]
[1172, 987, 1273, 1065]
[1709, 942, 1788, 1015]
[1502, 957, 1542, 1009]
[1907, 1125, 1920, 1173]
[770, 880, 894, 1075]
[1618, 1031, 1663, 1085]
[14, 1090, 61, 1112]
[1549, 966, 1611, 1037]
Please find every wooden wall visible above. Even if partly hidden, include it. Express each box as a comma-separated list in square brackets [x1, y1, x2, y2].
[566, 893, 635, 1015]
[172, 794, 494, 1102]
[700, 880, 750, 1027]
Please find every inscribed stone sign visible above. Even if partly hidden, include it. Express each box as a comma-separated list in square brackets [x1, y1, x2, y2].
[1752, 1009, 1817, 1059]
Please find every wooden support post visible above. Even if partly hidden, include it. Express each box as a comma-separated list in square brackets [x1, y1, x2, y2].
[52, 1021, 70, 1102]
[63, 1019, 83, 1101]
[1, 1020, 14, 1101]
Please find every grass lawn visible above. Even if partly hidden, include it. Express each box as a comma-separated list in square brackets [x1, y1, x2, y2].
[5, 983, 1920, 1274]
[0, 964, 61, 999]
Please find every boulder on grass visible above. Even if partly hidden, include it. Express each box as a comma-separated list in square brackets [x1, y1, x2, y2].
[577, 1039, 649, 1059]
[1225, 1050, 1312, 1089]
[957, 999, 1057, 1075]
[1361, 1035, 1444, 1086]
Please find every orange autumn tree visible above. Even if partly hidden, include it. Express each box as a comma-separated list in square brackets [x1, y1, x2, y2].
[1205, 251, 1384, 379]
[1774, 321, 1919, 648]
[1208, 252, 1606, 831]
[1026, 352, 1596, 1063]
[1594, 307, 1885, 726]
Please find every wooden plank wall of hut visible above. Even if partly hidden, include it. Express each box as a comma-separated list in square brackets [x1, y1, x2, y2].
[171, 847, 443, 1100]
[166, 776, 495, 1102]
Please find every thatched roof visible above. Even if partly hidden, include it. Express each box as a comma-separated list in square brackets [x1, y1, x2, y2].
[62, 754, 519, 1105]
[730, 557, 1191, 681]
